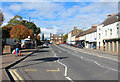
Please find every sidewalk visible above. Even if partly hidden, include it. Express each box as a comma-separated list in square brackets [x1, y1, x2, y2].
[60, 44, 118, 62]
[0, 48, 38, 81]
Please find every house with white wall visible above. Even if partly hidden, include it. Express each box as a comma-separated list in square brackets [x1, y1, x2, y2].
[85, 25, 97, 49]
[97, 13, 120, 53]
[67, 26, 79, 45]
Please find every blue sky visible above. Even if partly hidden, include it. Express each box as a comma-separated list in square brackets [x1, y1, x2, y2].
[1, 2, 118, 39]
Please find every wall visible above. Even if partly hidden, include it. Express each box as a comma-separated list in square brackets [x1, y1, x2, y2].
[103, 22, 119, 40]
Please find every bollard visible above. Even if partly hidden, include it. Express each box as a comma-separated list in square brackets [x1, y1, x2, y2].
[19, 51, 21, 56]
[14, 51, 16, 55]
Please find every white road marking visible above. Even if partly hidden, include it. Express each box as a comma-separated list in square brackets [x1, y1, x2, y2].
[74, 51, 78, 53]
[66, 77, 74, 82]
[59, 51, 61, 53]
[51, 46, 73, 81]
[58, 45, 119, 72]
[61, 45, 119, 62]
[80, 56, 119, 72]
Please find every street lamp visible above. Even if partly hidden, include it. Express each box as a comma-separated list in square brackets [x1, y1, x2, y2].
[34, 34, 37, 49]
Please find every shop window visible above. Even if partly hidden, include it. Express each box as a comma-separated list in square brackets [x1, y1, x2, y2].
[110, 42, 112, 51]
[107, 42, 109, 51]
[114, 41, 117, 52]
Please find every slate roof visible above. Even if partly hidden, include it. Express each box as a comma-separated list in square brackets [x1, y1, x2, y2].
[76, 26, 97, 37]
[100, 12, 120, 26]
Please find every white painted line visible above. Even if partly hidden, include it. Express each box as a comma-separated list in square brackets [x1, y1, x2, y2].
[59, 51, 61, 53]
[51, 46, 73, 81]
[80, 56, 119, 72]
[66, 77, 74, 82]
[61, 45, 119, 62]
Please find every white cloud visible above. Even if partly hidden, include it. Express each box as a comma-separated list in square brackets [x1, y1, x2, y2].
[9, 4, 22, 12]
[1, 2, 118, 38]
[2, 0, 120, 2]
[40, 26, 58, 39]
[2, 12, 14, 25]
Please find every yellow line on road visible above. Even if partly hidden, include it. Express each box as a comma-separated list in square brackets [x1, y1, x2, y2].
[13, 70, 23, 81]
[9, 69, 24, 81]
[9, 70, 18, 80]
[24, 69, 38, 71]
[46, 68, 60, 72]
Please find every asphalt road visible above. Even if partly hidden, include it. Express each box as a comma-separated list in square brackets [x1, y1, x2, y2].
[8, 44, 118, 81]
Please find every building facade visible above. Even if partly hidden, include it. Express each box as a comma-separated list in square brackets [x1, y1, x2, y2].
[75, 25, 97, 49]
[97, 13, 120, 53]
[68, 26, 79, 45]
[85, 25, 97, 49]
[50, 33, 63, 43]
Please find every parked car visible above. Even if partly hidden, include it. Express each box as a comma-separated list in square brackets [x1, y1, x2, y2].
[66, 43, 68, 45]
[61, 42, 66, 44]
[56, 42, 59, 45]
[70, 43, 73, 46]
[73, 44, 78, 47]
[78, 44, 83, 49]
[42, 43, 48, 47]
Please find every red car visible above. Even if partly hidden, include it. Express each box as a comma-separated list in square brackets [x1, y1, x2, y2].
[74, 44, 78, 47]
[61, 42, 66, 44]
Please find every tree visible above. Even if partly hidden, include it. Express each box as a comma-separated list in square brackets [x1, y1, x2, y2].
[0, 11, 4, 26]
[29, 29, 34, 39]
[6, 15, 22, 27]
[36, 35, 40, 41]
[2, 26, 12, 39]
[36, 27, 41, 35]
[62, 34, 68, 42]
[20, 20, 41, 35]
[10, 25, 30, 42]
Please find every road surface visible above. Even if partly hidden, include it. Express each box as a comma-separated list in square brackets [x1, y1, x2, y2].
[8, 44, 118, 81]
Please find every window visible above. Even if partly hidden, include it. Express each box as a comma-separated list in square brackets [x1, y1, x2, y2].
[105, 30, 107, 36]
[110, 29, 112, 36]
[99, 28, 100, 31]
[99, 33, 101, 39]
[117, 27, 119, 34]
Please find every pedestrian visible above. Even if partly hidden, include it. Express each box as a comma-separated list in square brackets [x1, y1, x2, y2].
[15, 43, 19, 57]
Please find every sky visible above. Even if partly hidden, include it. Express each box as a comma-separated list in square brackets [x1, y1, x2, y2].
[1, 1, 119, 39]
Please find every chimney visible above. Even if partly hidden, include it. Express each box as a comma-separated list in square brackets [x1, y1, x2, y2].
[112, 13, 115, 15]
[74, 26, 77, 30]
[92, 24, 97, 28]
[107, 14, 112, 17]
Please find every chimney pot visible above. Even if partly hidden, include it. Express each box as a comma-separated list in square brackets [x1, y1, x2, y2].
[107, 14, 112, 17]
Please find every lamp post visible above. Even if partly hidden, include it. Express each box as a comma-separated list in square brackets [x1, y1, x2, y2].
[34, 34, 37, 49]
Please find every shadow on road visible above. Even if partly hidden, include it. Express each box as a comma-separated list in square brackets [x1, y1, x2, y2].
[12, 57, 68, 69]
[30, 57, 68, 62]
[33, 50, 50, 53]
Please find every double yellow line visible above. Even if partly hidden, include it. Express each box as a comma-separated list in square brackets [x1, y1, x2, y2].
[9, 69, 24, 81]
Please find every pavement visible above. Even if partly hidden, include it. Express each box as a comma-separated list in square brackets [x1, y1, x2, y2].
[60, 44, 118, 62]
[3, 44, 119, 81]
[0, 48, 38, 81]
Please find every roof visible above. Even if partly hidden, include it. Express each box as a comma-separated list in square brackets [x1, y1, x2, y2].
[52, 34, 63, 37]
[77, 26, 97, 37]
[100, 12, 120, 26]
[75, 31, 83, 38]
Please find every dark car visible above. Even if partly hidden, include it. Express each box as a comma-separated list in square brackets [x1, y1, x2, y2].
[78, 44, 83, 49]
[70, 43, 73, 46]
[73, 44, 78, 47]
